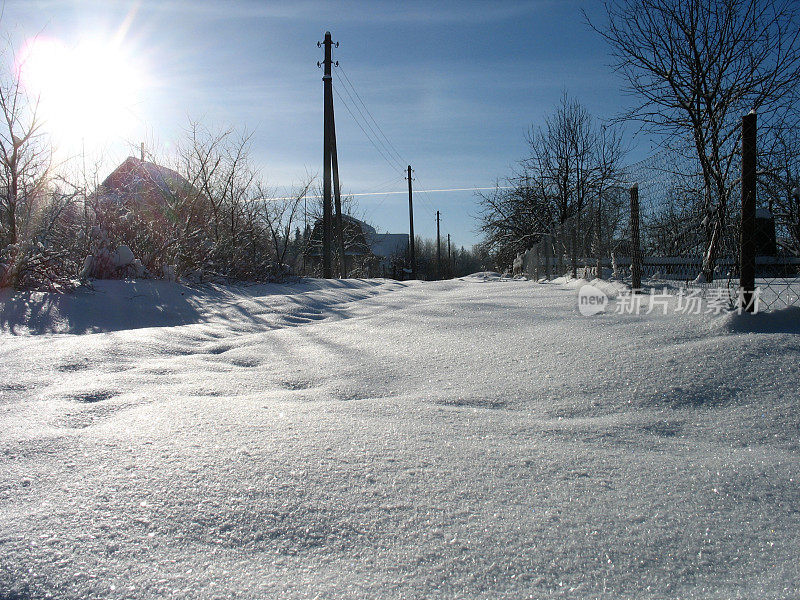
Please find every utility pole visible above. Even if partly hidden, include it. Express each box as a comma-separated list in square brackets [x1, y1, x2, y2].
[318, 31, 338, 278]
[406, 165, 415, 279]
[436, 210, 441, 280]
[331, 110, 346, 277]
[447, 233, 451, 277]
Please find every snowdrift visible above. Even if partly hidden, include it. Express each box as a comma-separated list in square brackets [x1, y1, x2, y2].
[1, 277, 798, 599]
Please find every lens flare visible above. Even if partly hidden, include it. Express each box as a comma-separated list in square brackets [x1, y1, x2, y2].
[16, 34, 147, 151]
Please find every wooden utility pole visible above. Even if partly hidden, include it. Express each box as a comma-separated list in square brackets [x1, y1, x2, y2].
[447, 234, 451, 277]
[331, 110, 346, 277]
[740, 111, 757, 311]
[407, 165, 416, 279]
[436, 210, 441, 280]
[319, 31, 337, 278]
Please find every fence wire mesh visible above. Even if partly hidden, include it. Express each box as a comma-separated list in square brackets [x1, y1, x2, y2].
[516, 133, 800, 312]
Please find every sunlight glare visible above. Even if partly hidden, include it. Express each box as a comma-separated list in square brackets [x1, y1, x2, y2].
[17, 35, 147, 152]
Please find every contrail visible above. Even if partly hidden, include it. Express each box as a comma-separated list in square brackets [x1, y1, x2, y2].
[263, 186, 514, 201]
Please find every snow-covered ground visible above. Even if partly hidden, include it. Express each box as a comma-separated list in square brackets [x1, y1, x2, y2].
[1, 277, 798, 599]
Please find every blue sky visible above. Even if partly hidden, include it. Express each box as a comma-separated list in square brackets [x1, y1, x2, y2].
[3, 0, 652, 249]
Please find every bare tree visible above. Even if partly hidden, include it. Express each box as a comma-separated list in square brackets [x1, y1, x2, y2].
[591, 0, 800, 279]
[760, 123, 800, 255]
[476, 177, 555, 270]
[479, 95, 625, 275]
[173, 122, 269, 280]
[258, 177, 313, 274]
[0, 60, 46, 248]
[90, 121, 300, 282]
[0, 39, 80, 289]
[591, 125, 626, 277]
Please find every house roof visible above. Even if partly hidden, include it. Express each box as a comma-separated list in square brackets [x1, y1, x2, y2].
[367, 233, 409, 258]
[344, 214, 376, 235]
[306, 215, 408, 258]
[97, 156, 198, 206]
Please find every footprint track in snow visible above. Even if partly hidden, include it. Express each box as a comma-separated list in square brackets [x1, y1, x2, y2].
[67, 390, 118, 403]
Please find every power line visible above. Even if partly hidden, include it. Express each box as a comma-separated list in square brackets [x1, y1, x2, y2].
[333, 65, 441, 220]
[329, 80, 431, 218]
[331, 62, 444, 221]
[411, 174, 440, 218]
[370, 173, 406, 193]
[337, 64, 407, 169]
[359, 175, 406, 223]
[333, 75, 404, 173]
[333, 81, 401, 175]
[331, 60, 513, 227]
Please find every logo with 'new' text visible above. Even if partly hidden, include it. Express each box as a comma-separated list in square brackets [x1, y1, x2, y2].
[578, 284, 608, 316]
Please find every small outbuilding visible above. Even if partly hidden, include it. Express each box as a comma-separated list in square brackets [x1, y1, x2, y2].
[305, 215, 409, 277]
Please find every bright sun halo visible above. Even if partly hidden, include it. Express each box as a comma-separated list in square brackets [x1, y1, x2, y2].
[17, 36, 146, 151]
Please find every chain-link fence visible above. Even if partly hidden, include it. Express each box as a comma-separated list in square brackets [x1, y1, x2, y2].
[517, 115, 800, 312]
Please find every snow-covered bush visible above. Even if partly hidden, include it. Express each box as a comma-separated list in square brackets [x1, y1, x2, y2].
[0, 186, 86, 291]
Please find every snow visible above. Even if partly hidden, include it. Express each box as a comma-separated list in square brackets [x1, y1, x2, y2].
[1, 277, 798, 599]
[112, 246, 135, 268]
[461, 271, 508, 281]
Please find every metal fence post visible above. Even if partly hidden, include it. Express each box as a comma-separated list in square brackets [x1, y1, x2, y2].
[630, 184, 642, 290]
[740, 111, 757, 312]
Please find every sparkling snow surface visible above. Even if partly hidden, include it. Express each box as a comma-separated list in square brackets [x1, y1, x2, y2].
[1, 278, 798, 599]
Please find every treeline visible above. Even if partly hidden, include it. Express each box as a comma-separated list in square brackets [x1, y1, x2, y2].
[0, 107, 315, 290]
[409, 236, 487, 280]
[282, 227, 487, 280]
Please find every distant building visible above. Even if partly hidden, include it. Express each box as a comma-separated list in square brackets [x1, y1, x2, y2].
[305, 215, 409, 278]
[96, 156, 200, 210]
[88, 156, 208, 277]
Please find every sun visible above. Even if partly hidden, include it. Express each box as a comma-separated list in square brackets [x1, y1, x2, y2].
[16, 35, 147, 152]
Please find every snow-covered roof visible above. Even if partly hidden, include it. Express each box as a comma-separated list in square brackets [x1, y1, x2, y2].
[307, 215, 408, 258]
[366, 233, 409, 258]
[340, 216, 407, 257]
[343, 214, 376, 235]
[97, 156, 198, 206]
